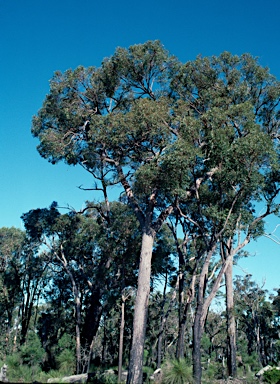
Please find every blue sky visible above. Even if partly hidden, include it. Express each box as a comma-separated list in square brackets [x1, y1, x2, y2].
[0, 0, 279, 292]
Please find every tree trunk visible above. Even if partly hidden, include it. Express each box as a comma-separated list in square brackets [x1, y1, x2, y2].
[169, 221, 188, 360]
[75, 294, 82, 374]
[176, 273, 196, 359]
[192, 246, 216, 384]
[192, 244, 242, 384]
[157, 273, 174, 369]
[118, 298, 125, 383]
[192, 303, 203, 384]
[176, 315, 186, 359]
[156, 271, 168, 369]
[225, 259, 237, 378]
[127, 229, 155, 384]
[63, 265, 82, 374]
[176, 246, 185, 358]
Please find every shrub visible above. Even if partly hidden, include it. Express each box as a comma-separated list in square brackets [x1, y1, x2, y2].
[263, 368, 280, 384]
[162, 359, 192, 384]
[4, 361, 42, 383]
[57, 348, 75, 375]
[20, 332, 45, 367]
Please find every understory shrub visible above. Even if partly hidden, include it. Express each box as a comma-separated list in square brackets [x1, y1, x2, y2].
[162, 359, 192, 384]
[263, 368, 280, 384]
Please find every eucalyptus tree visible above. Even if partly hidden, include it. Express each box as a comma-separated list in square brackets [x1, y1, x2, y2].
[22, 200, 141, 373]
[0, 227, 25, 354]
[234, 275, 280, 368]
[0, 227, 48, 350]
[32, 41, 280, 383]
[31, 41, 188, 383]
[170, 52, 280, 383]
[22, 203, 87, 373]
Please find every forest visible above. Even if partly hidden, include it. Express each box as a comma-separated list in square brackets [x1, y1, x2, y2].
[1, 41, 280, 384]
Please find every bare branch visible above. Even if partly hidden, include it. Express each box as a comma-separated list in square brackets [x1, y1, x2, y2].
[153, 205, 174, 233]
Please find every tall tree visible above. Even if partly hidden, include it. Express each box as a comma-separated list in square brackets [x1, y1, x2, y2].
[0, 227, 48, 350]
[170, 52, 280, 384]
[32, 42, 280, 383]
[22, 200, 141, 373]
[234, 275, 280, 367]
[0, 227, 25, 354]
[32, 41, 185, 383]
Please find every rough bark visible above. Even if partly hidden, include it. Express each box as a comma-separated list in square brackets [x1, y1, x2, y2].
[225, 259, 237, 378]
[127, 229, 155, 384]
[157, 272, 178, 368]
[192, 302, 203, 384]
[176, 314, 186, 360]
[176, 273, 196, 359]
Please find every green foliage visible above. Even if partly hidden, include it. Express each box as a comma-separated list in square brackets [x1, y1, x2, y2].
[162, 359, 193, 384]
[88, 369, 119, 384]
[20, 332, 45, 366]
[58, 333, 75, 350]
[57, 348, 75, 375]
[5, 352, 21, 371]
[6, 352, 42, 382]
[142, 365, 154, 379]
[2, 332, 45, 382]
[242, 352, 262, 372]
[5, 41, 280, 383]
[9, 364, 42, 383]
[263, 368, 280, 384]
[203, 362, 224, 382]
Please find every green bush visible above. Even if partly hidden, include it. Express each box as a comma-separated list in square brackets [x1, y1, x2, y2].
[88, 369, 118, 384]
[243, 351, 262, 372]
[57, 348, 75, 375]
[4, 361, 42, 383]
[5, 336, 44, 383]
[20, 332, 45, 367]
[162, 359, 193, 384]
[203, 361, 224, 381]
[263, 368, 280, 384]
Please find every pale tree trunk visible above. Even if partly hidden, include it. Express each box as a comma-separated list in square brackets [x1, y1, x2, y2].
[118, 166, 173, 383]
[176, 267, 185, 358]
[225, 258, 237, 378]
[192, 238, 250, 384]
[127, 229, 155, 384]
[75, 294, 82, 374]
[118, 297, 125, 383]
[118, 288, 132, 383]
[222, 234, 251, 378]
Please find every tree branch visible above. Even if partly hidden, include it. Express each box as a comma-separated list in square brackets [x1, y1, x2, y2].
[116, 164, 145, 228]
